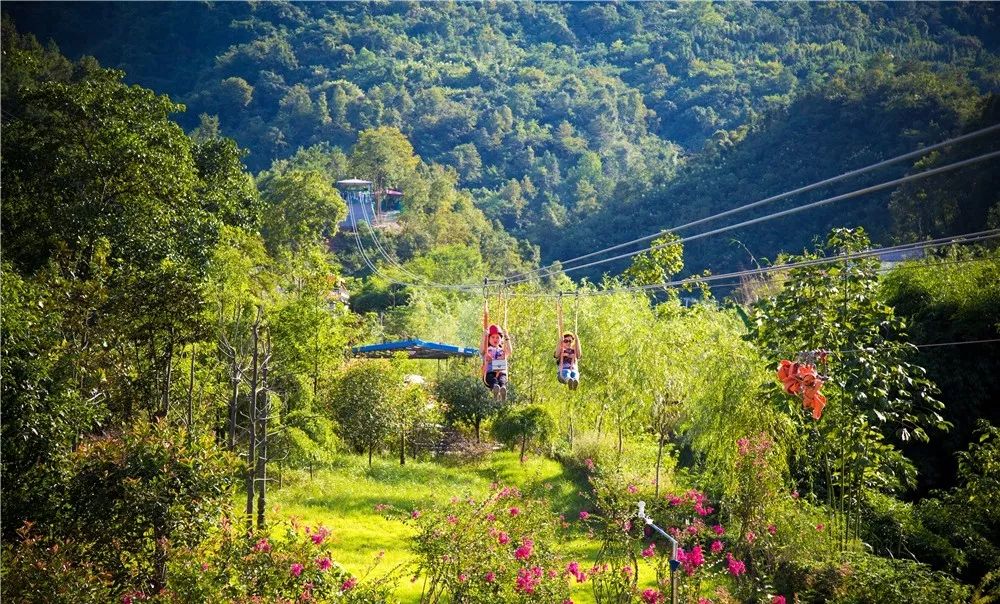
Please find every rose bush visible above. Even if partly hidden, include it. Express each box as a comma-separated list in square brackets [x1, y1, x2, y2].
[402, 484, 578, 603]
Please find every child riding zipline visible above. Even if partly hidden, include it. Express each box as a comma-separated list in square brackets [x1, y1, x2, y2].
[554, 294, 582, 390]
[480, 295, 512, 402]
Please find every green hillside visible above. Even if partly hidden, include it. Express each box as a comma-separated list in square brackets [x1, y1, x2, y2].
[6, 2, 999, 275]
[3, 5, 1000, 604]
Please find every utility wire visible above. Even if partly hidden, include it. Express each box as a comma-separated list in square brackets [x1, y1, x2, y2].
[692, 255, 1000, 294]
[512, 230, 1000, 299]
[510, 149, 1000, 284]
[357, 195, 476, 291]
[506, 123, 1000, 283]
[352, 200, 484, 291]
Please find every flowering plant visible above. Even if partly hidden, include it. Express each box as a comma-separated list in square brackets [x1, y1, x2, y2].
[405, 484, 577, 603]
[166, 516, 396, 603]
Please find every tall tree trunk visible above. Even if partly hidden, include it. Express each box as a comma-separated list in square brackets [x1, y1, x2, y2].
[520, 435, 527, 463]
[162, 331, 174, 417]
[655, 432, 665, 498]
[617, 417, 623, 455]
[152, 525, 169, 593]
[400, 429, 406, 466]
[256, 346, 268, 531]
[186, 343, 196, 446]
[228, 373, 239, 449]
[475, 417, 481, 443]
[245, 323, 260, 529]
[312, 330, 319, 401]
[368, 445, 373, 467]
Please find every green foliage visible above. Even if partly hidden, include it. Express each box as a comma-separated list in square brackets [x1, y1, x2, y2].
[167, 518, 399, 603]
[1, 523, 113, 604]
[407, 484, 573, 604]
[12, 3, 998, 276]
[0, 263, 105, 535]
[1, 31, 206, 275]
[331, 360, 400, 464]
[259, 169, 347, 254]
[910, 421, 1000, 584]
[751, 228, 944, 552]
[59, 422, 237, 593]
[831, 553, 970, 604]
[492, 405, 555, 463]
[349, 126, 419, 199]
[623, 233, 684, 288]
[881, 248, 1000, 491]
[436, 370, 502, 443]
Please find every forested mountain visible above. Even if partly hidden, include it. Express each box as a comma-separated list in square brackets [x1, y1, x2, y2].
[5, 6, 1000, 602]
[6, 1, 999, 277]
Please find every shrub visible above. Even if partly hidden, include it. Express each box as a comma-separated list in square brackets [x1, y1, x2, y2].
[166, 517, 398, 603]
[1, 522, 113, 604]
[833, 553, 969, 604]
[589, 468, 746, 604]
[492, 405, 555, 463]
[59, 421, 237, 594]
[404, 483, 575, 603]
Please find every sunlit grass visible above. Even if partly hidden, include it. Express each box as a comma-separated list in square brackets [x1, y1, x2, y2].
[261, 451, 647, 603]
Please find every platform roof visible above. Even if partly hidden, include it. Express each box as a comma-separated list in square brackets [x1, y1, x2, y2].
[351, 338, 479, 360]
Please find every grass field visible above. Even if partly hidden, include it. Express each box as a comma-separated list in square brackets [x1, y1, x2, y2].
[266, 451, 623, 603]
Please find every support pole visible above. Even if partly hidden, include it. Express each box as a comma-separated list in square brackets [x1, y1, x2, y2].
[638, 501, 679, 604]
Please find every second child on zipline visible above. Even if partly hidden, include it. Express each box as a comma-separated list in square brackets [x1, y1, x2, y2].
[554, 294, 582, 389]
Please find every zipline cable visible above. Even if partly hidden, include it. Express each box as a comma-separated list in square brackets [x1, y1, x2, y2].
[576, 230, 1000, 298]
[357, 193, 479, 291]
[505, 123, 1000, 283]
[675, 255, 1000, 293]
[510, 149, 1000, 284]
[512, 229, 1000, 299]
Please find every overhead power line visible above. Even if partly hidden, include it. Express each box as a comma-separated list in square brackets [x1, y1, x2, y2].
[514, 229, 1000, 299]
[510, 148, 1000, 284]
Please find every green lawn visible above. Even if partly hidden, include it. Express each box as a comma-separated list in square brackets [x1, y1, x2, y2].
[265, 452, 623, 603]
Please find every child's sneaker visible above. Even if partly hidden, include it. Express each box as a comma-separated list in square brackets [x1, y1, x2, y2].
[499, 385, 508, 403]
[569, 378, 579, 390]
[492, 383, 501, 399]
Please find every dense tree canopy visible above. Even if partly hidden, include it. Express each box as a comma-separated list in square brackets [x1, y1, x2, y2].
[6, 2, 999, 277]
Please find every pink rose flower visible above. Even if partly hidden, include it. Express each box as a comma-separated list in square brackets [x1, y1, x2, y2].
[579, 510, 590, 520]
[341, 577, 357, 591]
[712, 524, 725, 535]
[711, 540, 724, 554]
[316, 556, 332, 571]
[311, 527, 330, 545]
[514, 538, 534, 560]
[484, 571, 496, 583]
[290, 563, 304, 577]
[772, 597, 786, 604]
[411, 510, 421, 519]
[726, 553, 746, 577]
[498, 531, 510, 545]
[641, 542, 656, 558]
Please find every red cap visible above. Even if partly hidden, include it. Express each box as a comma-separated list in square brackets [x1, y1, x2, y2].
[488, 324, 501, 336]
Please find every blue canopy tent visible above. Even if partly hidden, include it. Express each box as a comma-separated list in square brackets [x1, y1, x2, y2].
[351, 338, 479, 360]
